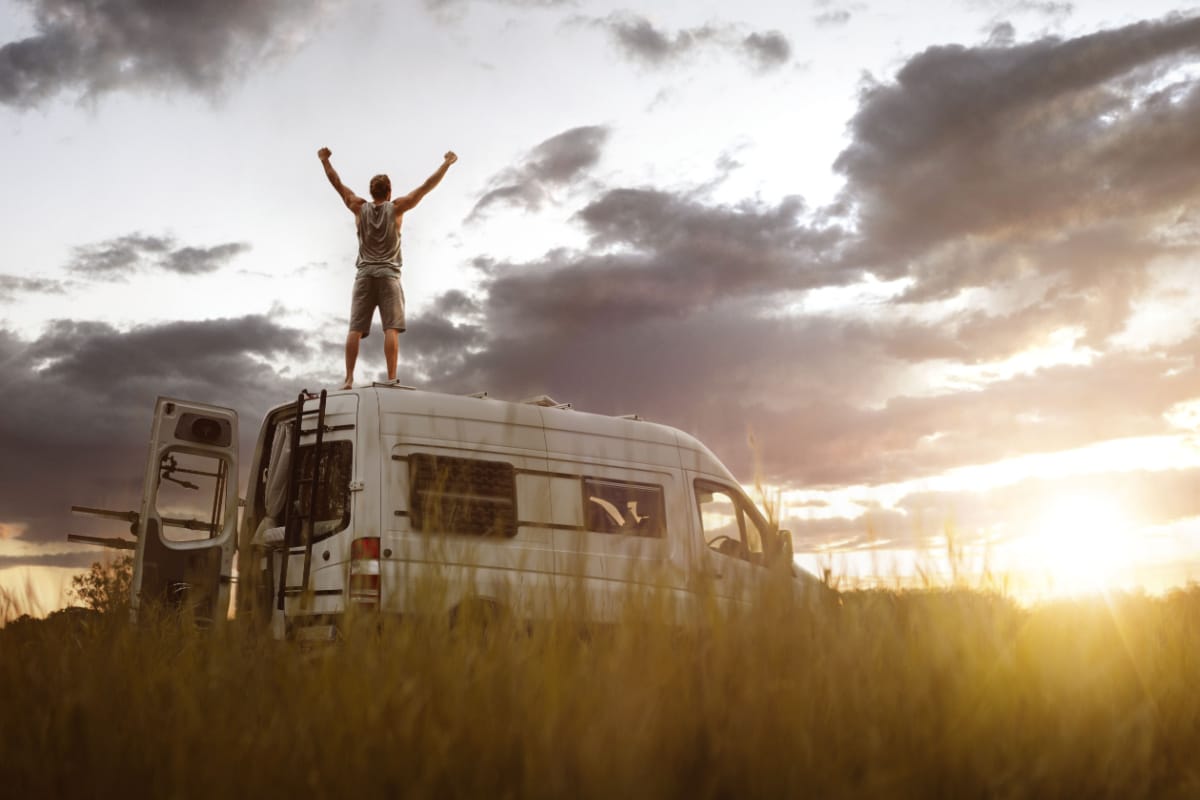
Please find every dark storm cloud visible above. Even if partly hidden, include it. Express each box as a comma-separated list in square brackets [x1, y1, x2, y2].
[429, 289, 482, 318]
[0, 0, 328, 108]
[835, 13, 1200, 270]
[825, 12, 1200, 358]
[742, 31, 792, 71]
[596, 14, 715, 64]
[68, 234, 251, 279]
[469, 126, 610, 219]
[988, 22, 1017, 46]
[401, 314, 485, 383]
[388, 289, 488, 383]
[0, 316, 320, 548]
[590, 13, 792, 71]
[160, 243, 253, 275]
[468, 187, 848, 332]
[67, 234, 171, 277]
[0, 274, 65, 302]
[418, 297, 881, 455]
[25, 316, 304, 393]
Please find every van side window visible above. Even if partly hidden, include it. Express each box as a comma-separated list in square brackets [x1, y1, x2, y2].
[582, 479, 666, 538]
[154, 450, 229, 543]
[409, 454, 517, 538]
[696, 484, 744, 559]
[695, 480, 769, 564]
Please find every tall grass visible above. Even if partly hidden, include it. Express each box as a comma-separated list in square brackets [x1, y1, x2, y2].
[0, 574, 45, 626]
[2, 573, 1199, 798]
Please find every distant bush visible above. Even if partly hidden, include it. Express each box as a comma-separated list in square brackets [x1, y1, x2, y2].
[68, 554, 132, 615]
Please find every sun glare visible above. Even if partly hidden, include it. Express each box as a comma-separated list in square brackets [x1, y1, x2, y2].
[1012, 492, 1137, 597]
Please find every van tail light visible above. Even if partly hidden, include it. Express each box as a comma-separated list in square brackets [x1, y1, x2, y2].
[349, 536, 381, 610]
[351, 536, 381, 560]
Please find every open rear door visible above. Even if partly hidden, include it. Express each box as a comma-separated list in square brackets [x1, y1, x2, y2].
[131, 397, 239, 623]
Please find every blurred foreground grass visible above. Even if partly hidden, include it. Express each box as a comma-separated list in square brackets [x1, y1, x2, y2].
[2, 577, 1199, 798]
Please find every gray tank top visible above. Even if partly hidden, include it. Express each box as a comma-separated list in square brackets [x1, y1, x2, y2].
[355, 202, 402, 277]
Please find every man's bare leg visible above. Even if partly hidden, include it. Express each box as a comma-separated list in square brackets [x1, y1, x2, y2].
[384, 328, 399, 382]
[343, 331, 362, 389]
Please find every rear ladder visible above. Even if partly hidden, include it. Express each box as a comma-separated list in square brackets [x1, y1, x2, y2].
[275, 389, 328, 611]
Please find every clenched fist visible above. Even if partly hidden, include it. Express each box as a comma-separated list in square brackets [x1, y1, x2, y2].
[318, 147, 332, 161]
[443, 151, 458, 165]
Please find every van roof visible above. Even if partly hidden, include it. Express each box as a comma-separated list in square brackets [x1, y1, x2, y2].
[292, 384, 737, 482]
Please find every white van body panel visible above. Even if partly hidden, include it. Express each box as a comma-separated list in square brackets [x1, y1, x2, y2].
[164, 384, 818, 634]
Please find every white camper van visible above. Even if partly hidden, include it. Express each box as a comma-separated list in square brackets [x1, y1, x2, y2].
[73, 385, 817, 637]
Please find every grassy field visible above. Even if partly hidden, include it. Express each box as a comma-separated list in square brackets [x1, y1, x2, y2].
[2, 575, 1199, 798]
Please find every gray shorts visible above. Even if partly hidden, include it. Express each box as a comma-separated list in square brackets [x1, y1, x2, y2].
[349, 274, 405, 337]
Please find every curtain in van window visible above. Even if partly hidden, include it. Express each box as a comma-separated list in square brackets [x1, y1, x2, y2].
[583, 478, 666, 538]
[264, 422, 292, 521]
[296, 442, 353, 530]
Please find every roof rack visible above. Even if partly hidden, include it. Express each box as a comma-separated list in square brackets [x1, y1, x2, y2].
[618, 413, 643, 421]
[371, 381, 417, 390]
[521, 394, 572, 410]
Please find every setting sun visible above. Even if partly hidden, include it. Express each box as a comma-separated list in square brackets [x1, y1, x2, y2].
[1011, 492, 1138, 596]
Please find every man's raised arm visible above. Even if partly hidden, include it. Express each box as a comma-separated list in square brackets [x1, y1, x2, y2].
[395, 151, 458, 212]
[318, 147, 364, 213]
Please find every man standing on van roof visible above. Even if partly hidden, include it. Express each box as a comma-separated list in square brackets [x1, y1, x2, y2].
[318, 146, 457, 389]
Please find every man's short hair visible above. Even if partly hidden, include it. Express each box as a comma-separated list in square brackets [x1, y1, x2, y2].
[369, 174, 391, 201]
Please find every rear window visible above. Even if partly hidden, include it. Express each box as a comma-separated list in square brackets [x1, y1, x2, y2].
[409, 453, 517, 537]
[296, 440, 353, 540]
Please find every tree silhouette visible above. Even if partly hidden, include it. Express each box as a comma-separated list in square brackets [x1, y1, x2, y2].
[70, 555, 133, 614]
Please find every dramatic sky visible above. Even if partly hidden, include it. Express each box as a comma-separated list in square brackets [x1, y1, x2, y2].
[4, 0, 1200, 611]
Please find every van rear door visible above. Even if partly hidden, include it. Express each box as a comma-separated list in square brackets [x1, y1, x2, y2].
[131, 397, 239, 623]
[272, 392, 359, 620]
